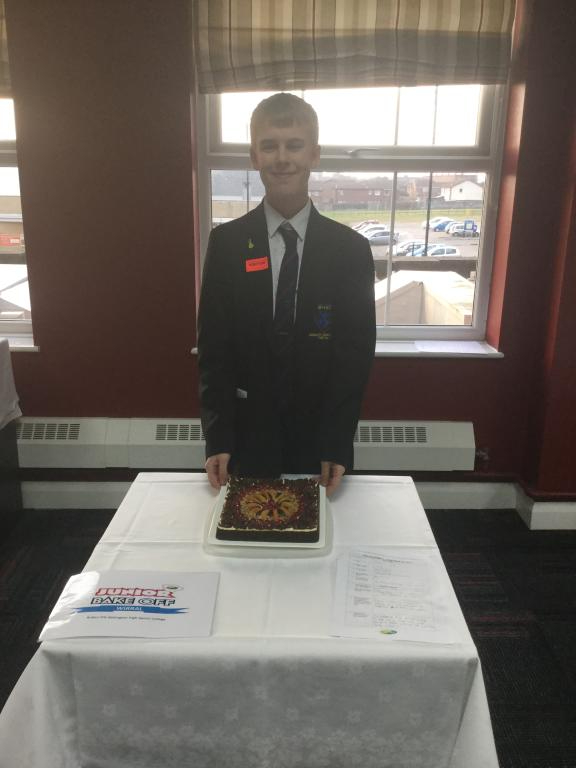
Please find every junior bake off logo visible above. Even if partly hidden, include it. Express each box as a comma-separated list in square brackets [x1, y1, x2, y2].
[76, 583, 187, 615]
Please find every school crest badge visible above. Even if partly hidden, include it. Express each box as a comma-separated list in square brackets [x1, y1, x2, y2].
[309, 304, 332, 340]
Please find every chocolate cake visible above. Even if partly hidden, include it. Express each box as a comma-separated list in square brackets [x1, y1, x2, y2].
[216, 477, 320, 543]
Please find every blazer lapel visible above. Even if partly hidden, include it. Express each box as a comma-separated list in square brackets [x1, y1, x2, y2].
[241, 204, 273, 329]
[296, 204, 330, 332]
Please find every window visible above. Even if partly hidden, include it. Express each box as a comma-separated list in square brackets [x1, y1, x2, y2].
[0, 97, 31, 338]
[196, 83, 506, 340]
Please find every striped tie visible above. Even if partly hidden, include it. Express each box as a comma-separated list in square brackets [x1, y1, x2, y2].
[274, 223, 298, 333]
[274, 223, 299, 411]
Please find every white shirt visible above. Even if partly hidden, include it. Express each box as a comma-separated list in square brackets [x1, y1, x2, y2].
[263, 198, 312, 313]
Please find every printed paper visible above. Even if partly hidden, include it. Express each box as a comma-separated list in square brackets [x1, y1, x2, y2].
[39, 570, 219, 641]
[331, 549, 457, 644]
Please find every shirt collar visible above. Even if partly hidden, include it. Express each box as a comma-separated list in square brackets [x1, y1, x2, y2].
[263, 198, 312, 242]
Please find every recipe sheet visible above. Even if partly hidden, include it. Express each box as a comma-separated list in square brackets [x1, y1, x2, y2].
[331, 548, 458, 644]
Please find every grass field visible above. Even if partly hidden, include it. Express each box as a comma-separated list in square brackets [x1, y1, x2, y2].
[321, 209, 481, 226]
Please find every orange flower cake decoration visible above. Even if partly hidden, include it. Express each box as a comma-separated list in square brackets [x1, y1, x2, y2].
[240, 488, 300, 525]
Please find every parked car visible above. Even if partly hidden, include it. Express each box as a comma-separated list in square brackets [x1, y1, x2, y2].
[364, 228, 400, 246]
[448, 220, 479, 237]
[352, 219, 381, 231]
[433, 218, 457, 232]
[421, 216, 454, 231]
[411, 244, 461, 257]
[356, 223, 390, 236]
[394, 239, 426, 256]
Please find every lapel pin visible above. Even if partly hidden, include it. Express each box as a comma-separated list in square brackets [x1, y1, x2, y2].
[248, 238, 255, 249]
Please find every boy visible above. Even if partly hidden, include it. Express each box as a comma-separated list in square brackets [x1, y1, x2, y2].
[198, 93, 375, 495]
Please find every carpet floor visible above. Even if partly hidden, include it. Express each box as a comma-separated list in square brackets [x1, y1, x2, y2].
[427, 509, 576, 768]
[1, 507, 576, 767]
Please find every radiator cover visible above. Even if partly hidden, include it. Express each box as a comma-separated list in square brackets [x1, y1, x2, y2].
[15, 417, 475, 471]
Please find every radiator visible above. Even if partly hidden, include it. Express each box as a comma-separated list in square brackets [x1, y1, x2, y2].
[15, 417, 475, 471]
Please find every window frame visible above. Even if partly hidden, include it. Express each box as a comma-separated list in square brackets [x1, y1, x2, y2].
[195, 84, 508, 342]
[0, 127, 31, 338]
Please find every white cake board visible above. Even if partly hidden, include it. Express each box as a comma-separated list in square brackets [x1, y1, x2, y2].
[203, 478, 332, 559]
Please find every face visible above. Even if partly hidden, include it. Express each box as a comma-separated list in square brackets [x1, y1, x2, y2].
[250, 119, 320, 218]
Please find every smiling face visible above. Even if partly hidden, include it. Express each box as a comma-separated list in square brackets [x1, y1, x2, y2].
[250, 119, 321, 219]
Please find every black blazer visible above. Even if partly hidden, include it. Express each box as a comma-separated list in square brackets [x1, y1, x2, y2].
[197, 202, 376, 477]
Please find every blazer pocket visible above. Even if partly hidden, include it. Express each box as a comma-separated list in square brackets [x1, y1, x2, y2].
[307, 303, 333, 341]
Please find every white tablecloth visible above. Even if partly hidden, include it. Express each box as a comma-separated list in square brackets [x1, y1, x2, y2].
[0, 474, 499, 768]
[0, 338, 21, 430]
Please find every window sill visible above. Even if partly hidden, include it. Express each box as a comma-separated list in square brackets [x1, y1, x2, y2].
[191, 341, 503, 358]
[1, 334, 39, 352]
[375, 340, 502, 358]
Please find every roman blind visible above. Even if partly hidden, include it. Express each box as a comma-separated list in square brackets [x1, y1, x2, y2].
[0, 0, 10, 97]
[193, 0, 516, 93]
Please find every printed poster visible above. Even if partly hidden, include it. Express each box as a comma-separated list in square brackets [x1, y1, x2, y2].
[39, 570, 220, 641]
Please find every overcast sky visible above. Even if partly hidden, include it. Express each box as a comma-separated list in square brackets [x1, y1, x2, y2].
[221, 85, 481, 148]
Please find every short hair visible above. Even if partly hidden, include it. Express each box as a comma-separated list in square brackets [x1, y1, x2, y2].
[250, 93, 319, 146]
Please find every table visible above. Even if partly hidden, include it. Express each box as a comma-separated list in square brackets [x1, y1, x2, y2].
[0, 338, 21, 432]
[0, 338, 22, 531]
[0, 474, 499, 768]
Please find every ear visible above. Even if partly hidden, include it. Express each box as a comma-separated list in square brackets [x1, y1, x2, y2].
[312, 144, 321, 167]
[250, 146, 259, 170]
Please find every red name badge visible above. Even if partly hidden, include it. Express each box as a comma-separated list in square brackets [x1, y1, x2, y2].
[246, 257, 269, 273]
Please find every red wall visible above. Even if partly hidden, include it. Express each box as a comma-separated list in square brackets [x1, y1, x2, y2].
[6, 0, 576, 497]
[6, 0, 199, 417]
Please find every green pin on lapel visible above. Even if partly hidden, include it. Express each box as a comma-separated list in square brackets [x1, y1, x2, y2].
[248, 238, 254, 249]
